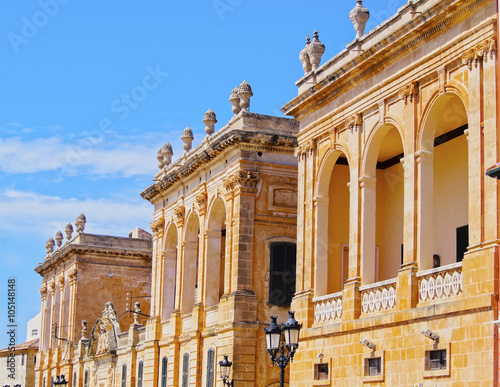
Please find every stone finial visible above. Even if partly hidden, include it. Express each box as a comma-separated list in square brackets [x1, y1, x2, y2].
[81, 320, 88, 340]
[349, 0, 370, 39]
[181, 127, 194, 152]
[45, 237, 55, 255]
[229, 87, 241, 115]
[65, 223, 73, 241]
[299, 35, 312, 74]
[237, 80, 253, 111]
[133, 302, 141, 325]
[202, 108, 217, 135]
[55, 231, 63, 248]
[75, 213, 86, 233]
[157, 142, 173, 169]
[308, 30, 325, 71]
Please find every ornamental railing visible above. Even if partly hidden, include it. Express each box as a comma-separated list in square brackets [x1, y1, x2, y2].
[360, 278, 397, 315]
[418, 262, 462, 303]
[313, 292, 342, 323]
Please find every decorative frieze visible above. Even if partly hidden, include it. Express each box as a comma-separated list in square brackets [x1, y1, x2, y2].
[462, 37, 497, 70]
[313, 292, 343, 323]
[194, 189, 208, 216]
[294, 139, 316, 159]
[347, 113, 363, 131]
[223, 170, 261, 196]
[398, 81, 419, 104]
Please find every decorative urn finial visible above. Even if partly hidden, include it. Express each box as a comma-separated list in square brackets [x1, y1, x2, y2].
[202, 108, 217, 135]
[349, 0, 370, 39]
[157, 142, 173, 169]
[55, 231, 64, 248]
[45, 237, 55, 255]
[229, 87, 241, 115]
[75, 213, 86, 233]
[308, 30, 325, 71]
[237, 80, 253, 111]
[299, 35, 312, 74]
[65, 223, 73, 241]
[81, 320, 88, 340]
[181, 127, 194, 152]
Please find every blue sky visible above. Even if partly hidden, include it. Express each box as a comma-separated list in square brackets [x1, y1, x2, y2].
[0, 0, 407, 349]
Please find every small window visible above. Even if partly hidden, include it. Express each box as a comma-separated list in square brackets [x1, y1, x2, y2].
[21, 354, 25, 365]
[32, 329, 38, 336]
[34, 355, 37, 365]
[84, 370, 88, 387]
[206, 349, 215, 387]
[456, 225, 468, 262]
[367, 357, 381, 376]
[138, 361, 144, 387]
[43, 377, 46, 387]
[269, 242, 296, 305]
[73, 371, 77, 387]
[428, 349, 446, 370]
[182, 353, 189, 387]
[121, 364, 127, 387]
[316, 363, 328, 380]
[161, 357, 168, 387]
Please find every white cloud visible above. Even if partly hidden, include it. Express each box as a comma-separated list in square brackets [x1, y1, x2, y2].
[0, 135, 160, 177]
[0, 189, 152, 238]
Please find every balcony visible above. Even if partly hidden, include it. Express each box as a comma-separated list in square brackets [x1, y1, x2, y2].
[418, 262, 463, 303]
[313, 292, 342, 323]
[360, 279, 397, 315]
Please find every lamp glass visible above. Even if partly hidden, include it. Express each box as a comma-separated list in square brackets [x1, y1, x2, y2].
[219, 356, 232, 380]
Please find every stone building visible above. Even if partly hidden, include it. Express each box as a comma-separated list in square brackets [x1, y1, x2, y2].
[139, 86, 299, 386]
[0, 338, 39, 386]
[34, 216, 152, 387]
[282, 0, 500, 385]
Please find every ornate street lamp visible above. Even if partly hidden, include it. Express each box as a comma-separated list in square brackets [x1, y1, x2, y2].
[53, 375, 68, 385]
[219, 355, 234, 386]
[264, 311, 302, 387]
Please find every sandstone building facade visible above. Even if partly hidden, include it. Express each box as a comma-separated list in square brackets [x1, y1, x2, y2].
[34, 218, 152, 387]
[282, 0, 500, 385]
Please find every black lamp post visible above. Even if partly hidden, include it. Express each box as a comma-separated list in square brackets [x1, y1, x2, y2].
[219, 355, 234, 387]
[264, 311, 302, 387]
[53, 375, 68, 385]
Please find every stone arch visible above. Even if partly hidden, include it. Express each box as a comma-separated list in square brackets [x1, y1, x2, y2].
[361, 122, 405, 284]
[162, 222, 178, 320]
[181, 211, 200, 314]
[204, 196, 227, 307]
[315, 147, 352, 296]
[417, 92, 469, 269]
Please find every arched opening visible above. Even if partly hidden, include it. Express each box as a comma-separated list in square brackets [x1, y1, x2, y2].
[315, 150, 351, 296]
[205, 198, 226, 307]
[182, 212, 200, 314]
[420, 93, 468, 269]
[162, 223, 178, 320]
[363, 124, 404, 283]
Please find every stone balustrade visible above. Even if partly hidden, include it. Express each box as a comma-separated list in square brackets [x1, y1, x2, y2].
[313, 292, 342, 323]
[418, 262, 463, 303]
[360, 279, 397, 315]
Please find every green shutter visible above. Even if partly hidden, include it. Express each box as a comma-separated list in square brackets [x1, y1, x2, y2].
[182, 353, 189, 387]
[138, 361, 144, 387]
[161, 357, 168, 387]
[122, 364, 127, 387]
[206, 349, 215, 387]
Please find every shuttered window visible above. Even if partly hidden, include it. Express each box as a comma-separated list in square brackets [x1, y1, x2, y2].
[121, 364, 127, 387]
[161, 356, 168, 387]
[269, 242, 297, 305]
[182, 353, 189, 387]
[137, 361, 144, 387]
[206, 349, 215, 387]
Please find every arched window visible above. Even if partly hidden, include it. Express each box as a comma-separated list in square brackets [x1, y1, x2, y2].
[43, 377, 46, 387]
[269, 242, 297, 305]
[161, 356, 168, 387]
[182, 353, 189, 387]
[84, 370, 88, 387]
[206, 349, 215, 387]
[121, 363, 127, 387]
[73, 371, 77, 387]
[137, 361, 144, 387]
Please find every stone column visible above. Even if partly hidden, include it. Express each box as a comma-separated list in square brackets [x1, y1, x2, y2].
[416, 151, 434, 269]
[359, 176, 377, 284]
[68, 270, 78, 344]
[150, 218, 164, 318]
[313, 196, 328, 297]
